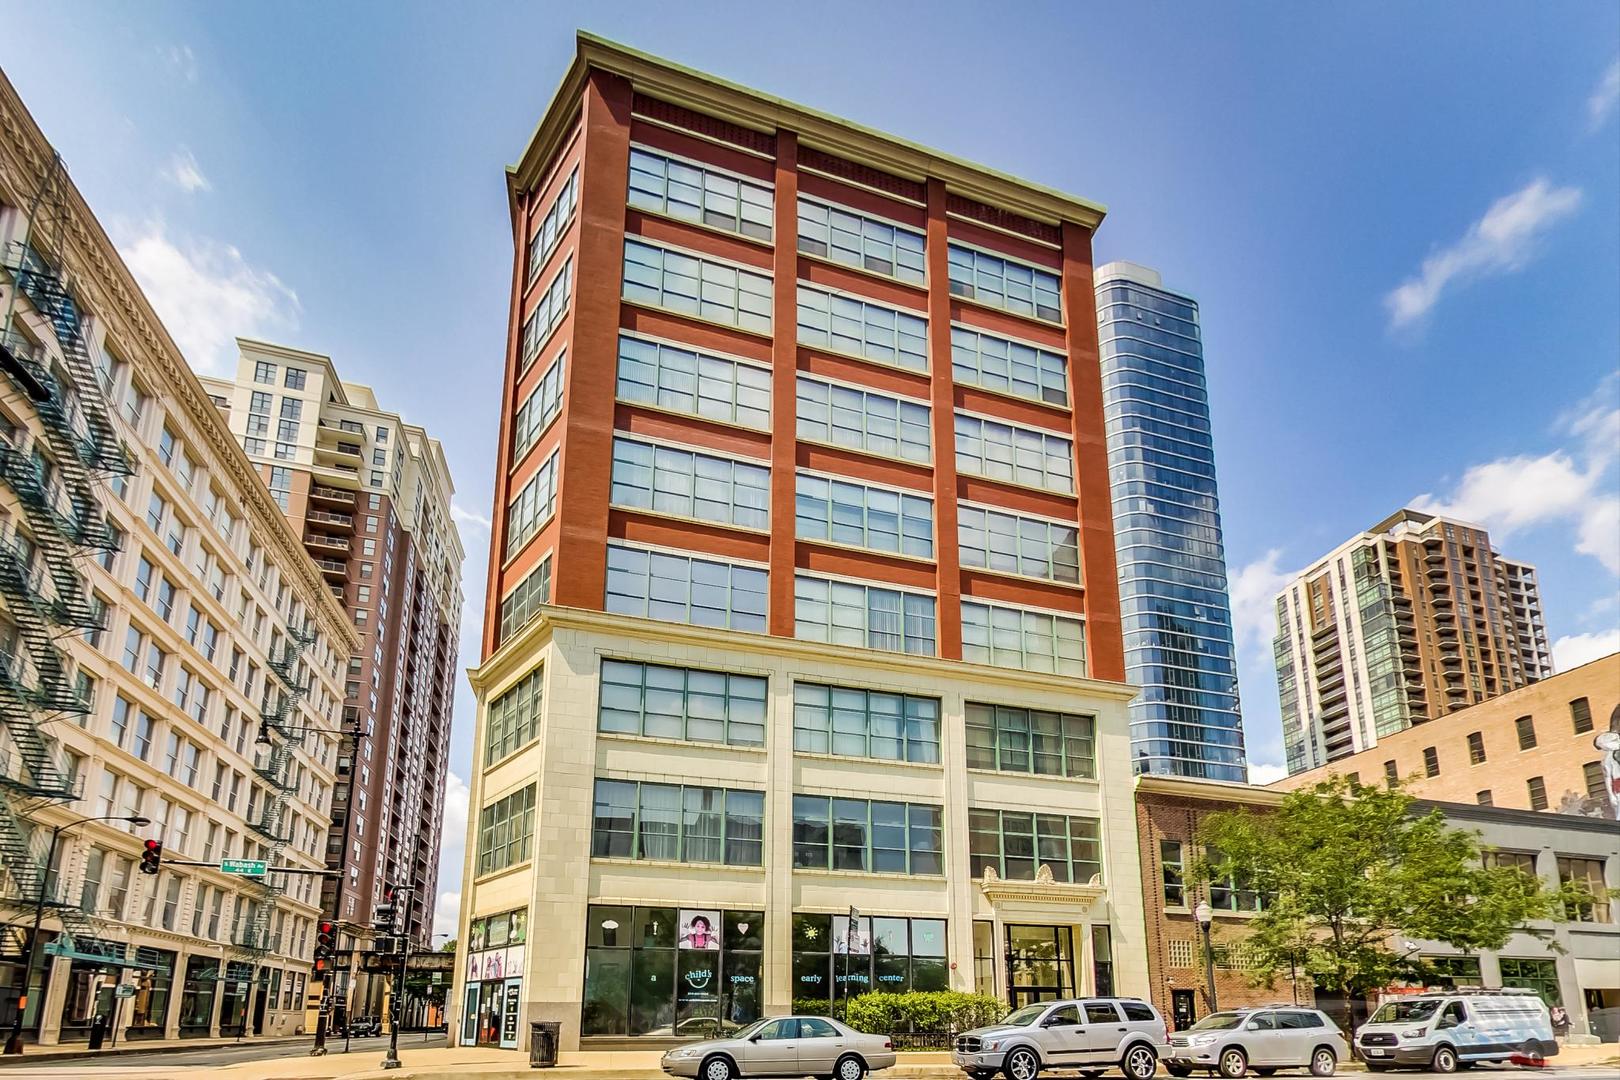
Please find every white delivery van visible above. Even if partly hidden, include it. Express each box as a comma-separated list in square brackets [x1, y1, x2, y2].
[1354, 988, 1557, 1072]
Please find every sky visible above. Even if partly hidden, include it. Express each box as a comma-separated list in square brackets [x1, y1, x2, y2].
[2, 1, 1616, 936]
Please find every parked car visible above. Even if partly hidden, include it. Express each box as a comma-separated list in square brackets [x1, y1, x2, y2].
[346, 1015, 382, 1038]
[1355, 989, 1556, 1072]
[659, 1015, 897, 1080]
[952, 997, 1167, 1080]
[1164, 1006, 1348, 1077]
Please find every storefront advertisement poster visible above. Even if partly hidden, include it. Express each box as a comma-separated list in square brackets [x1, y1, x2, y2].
[679, 909, 721, 950]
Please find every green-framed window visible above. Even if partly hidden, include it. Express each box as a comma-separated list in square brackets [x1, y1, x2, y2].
[965, 703, 1095, 778]
[790, 795, 942, 875]
[476, 785, 536, 876]
[962, 600, 1085, 676]
[597, 659, 766, 747]
[485, 667, 543, 766]
[591, 780, 764, 866]
[968, 808, 1100, 884]
[1498, 957, 1561, 1006]
[791, 683, 940, 764]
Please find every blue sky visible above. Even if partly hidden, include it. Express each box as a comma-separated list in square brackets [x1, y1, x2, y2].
[4, 2, 1617, 932]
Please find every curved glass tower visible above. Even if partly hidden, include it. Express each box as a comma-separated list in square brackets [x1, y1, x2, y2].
[1094, 262, 1247, 781]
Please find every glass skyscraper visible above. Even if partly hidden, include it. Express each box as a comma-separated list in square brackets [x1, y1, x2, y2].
[1094, 262, 1247, 782]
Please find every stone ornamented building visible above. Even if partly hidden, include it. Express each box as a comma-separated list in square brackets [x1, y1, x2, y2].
[454, 33, 1151, 1053]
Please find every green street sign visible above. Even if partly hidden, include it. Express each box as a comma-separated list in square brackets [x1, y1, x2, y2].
[115, 985, 137, 999]
[221, 859, 268, 876]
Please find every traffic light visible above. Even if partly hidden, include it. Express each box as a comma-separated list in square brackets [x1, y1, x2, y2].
[139, 839, 162, 876]
[371, 899, 397, 935]
[315, 921, 336, 962]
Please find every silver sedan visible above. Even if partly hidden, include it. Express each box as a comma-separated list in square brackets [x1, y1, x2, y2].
[661, 1015, 897, 1080]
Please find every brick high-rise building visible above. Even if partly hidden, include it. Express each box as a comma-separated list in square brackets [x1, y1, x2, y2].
[1273, 509, 1552, 775]
[453, 33, 1153, 1054]
[200, 343, 462, 1014]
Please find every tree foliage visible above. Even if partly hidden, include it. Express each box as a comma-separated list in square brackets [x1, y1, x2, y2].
[1195, 776, 1579, 1023]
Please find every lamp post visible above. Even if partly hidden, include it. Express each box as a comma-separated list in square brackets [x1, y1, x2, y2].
[4, 814, 152, 1056]
[1194, 901, 1217, 1015]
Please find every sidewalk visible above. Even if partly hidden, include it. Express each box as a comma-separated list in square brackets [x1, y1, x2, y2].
[0, 1032, 309, 1066]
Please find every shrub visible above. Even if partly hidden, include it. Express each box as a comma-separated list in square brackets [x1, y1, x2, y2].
[840, 990, 1006, 1034]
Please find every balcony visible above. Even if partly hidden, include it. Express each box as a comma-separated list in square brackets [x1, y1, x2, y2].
[306, 509, 354, 530]
[313, 557, 347, 579]
[310, 485, 355, 506]
[304, 533, 350, 554]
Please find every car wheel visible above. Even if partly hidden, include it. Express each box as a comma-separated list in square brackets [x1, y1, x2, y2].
[1004, 1046, 1041, 1080]
[834, 1054, 867, 1080]
[701, 1055, 735, 1080]
[1310, 1047, 1336, 1077]
[1218, 1047, 1247, 1078]
[1431, 1045, 1458, 1074]
[1122, 1043, 1159, 1080]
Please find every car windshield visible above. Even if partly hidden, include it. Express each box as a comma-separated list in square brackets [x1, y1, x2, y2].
[1370, 1000, 1441, 1025]
[1189, 1012, 1247, 1031]
[1002, 1004, 1050, 1027]
[729, 1018, 774, 1040]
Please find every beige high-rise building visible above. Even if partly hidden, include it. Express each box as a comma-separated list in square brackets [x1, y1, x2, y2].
[200, 341, 462, 1025]
[0, 69, 356, 1044]
[1274, 508, 1552, 775]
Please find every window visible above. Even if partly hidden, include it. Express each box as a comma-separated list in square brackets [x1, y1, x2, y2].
[968, 808, 1100, 884]
[958, 505, 1079, 583]
[791, 683, 940, 763]
[1160, 840, 1185, 906]
[520, 257, 572, 370]
[796, 284, 927, 371]
[954, 413, 1074, 493]
[796, 376, 930, 462]
[795, 474, 932, 558]
[1467, 731, 1486, 765]
[947, 243, 1062, 322]
[1383, 760, 1399, 787]
[628, 147, 772, 241]
[965, 703, 1095, 778]
[1527, 776, 1548, 811]
[1476, 789, 1493, 806]
[609, 437, 769, 530]
[279, 397, 302, 420]
[512, 352, 565, 461]
[283, 367, 306, 390]
[253, 361, 275, 385]
[1571, 697, 1593, 733]
[961, 600, 1085, 676]
[951, 325, 1068, 405]
[527, 166, 578, 284]
[797, 196, 924, 283]
[794, 912, 946, 1006]
[604, 544, 767, 632]
[1207, 846, 1269, 912]
[504, 449, 559, 559]
[1422, 746, 1440, 777]
[791, 795, 942, 874]
[592, 780, 764, 866]
[615, 334, 770, 429]
[497, 558, 552, 645]
[1498, 958, 1561, 1006]
[485, 666, 543, 766]
[1515, 716, 1537, 750]
[622, 239, 772, 334]
[599, 659, 766, 747]
[1586, 760, 1608, 800]
[1557, 857, 1610, 923]
[476, 784, 536, 876]
[793, 575, 936, 655]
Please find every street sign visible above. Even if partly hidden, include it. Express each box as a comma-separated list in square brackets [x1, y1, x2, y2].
[221, 858, 268, 876]
[115, 985, 137, 999]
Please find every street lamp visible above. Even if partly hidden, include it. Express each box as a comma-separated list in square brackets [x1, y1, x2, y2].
[1194, 900, 1217, 1015]
[4, 814, 152, 1055]
[841, 907, 860, 1018]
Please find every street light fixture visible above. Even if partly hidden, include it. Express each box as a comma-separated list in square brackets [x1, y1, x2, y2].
[4, 814, 152, 1055]
[1193, 900, 1217, 1015]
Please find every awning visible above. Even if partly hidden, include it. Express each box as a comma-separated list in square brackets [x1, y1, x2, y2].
[1575, 956, 1620, 989]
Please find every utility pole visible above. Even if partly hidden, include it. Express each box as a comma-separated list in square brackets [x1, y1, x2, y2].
[378, 882, 410, 1070]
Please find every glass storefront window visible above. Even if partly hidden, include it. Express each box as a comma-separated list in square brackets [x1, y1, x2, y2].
[179, 957, 218, 1033]
[583, 905, 763, 1038]
[972, 921, 996, 997]
[125, 950, 175, 1037]
[218, 961, 252, 1032]
[791, 913, 948, 1005]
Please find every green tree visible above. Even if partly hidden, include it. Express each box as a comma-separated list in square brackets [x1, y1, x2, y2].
[439, 938, 457, 953]
[1195, 776, 1579, 1031]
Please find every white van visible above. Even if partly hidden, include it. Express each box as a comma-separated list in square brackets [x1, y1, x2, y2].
[1354, 989, 1557, 1072]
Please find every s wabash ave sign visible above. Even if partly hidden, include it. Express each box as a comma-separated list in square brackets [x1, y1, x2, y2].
[221, 858, 268, 876]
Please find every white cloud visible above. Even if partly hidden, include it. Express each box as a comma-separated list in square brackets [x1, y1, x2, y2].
[432, 771, 470, 940]
[1413, 375, 1620, 576]
[162, 44, 197, 83]
[1248, 762, 1288, 786]
[1589, 58, 1620, 130]
[1384, 178, 1582, 330]
[1552, 629, 1620, 672]
[162, 148, 210, 193]
[1229, 548, 1293, 656]
[450, 502, 491, 533]
[116, 221, 298, 373]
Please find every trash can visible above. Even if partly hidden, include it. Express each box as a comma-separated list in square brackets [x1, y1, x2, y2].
[529, 1020, 561, 1068]
[87, 1015, 108, 1050]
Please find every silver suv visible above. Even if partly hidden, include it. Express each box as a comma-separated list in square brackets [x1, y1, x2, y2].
[1165, 1006, 1349, 1078]
[953, 998, 1167, 1080]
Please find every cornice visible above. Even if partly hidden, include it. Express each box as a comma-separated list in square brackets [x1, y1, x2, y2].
[0, 72, 357, 654]
[1135, 774, 1286, 807]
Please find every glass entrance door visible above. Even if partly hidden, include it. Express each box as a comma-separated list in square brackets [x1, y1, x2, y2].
[1005, 925, 1075, 1006]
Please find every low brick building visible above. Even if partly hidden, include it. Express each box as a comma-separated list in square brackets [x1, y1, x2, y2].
[1276, 654, 1619, 817]
[1134, 777, 1312, 1030]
